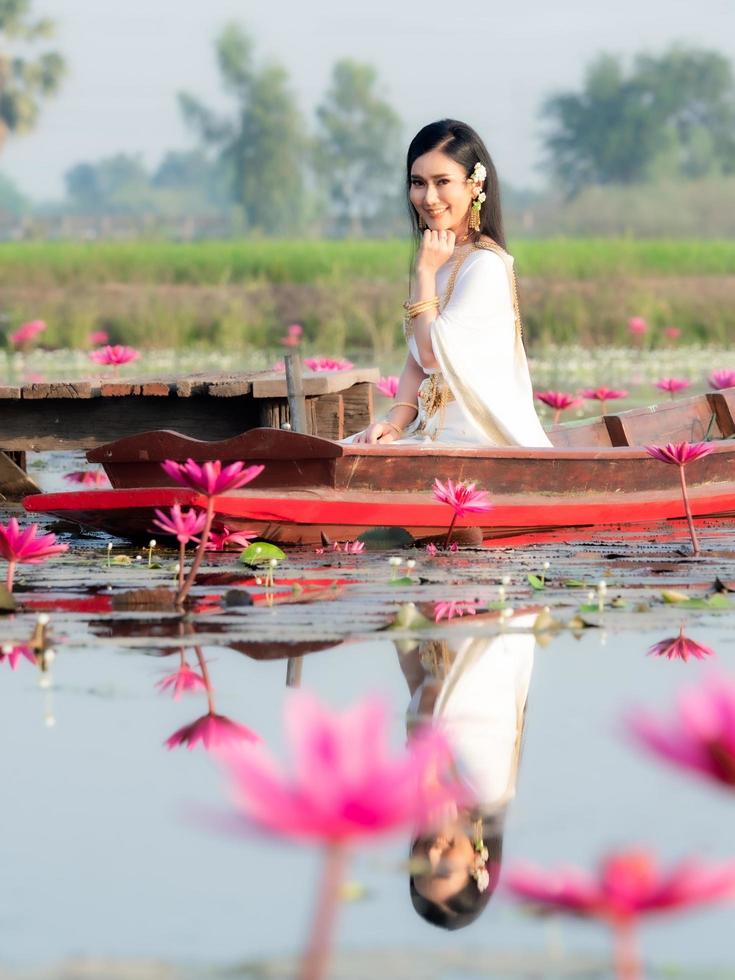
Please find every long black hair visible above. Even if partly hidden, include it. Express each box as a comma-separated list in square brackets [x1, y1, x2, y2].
[406, 119, 506, 250]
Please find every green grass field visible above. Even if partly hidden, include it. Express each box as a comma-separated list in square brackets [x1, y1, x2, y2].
[2, 238, 735, 287]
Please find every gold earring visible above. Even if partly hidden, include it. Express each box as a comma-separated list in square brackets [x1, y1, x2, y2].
[468, 201, 481, 232]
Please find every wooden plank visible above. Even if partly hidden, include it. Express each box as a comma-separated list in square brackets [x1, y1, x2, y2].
[708, 390, 735, 437]
[141, 380, 172, 397]
[21, 381, 94, 399]
[100, 382, 142, 397]
[548, 419, 611, 448]
[312, 393, 345, 440]
[0, 385, 21, 399]
[604, 395, 720, 447]
[207, 378, 252, 397]
[0, 450, 39, 498]
[176, 377, 211, 397]
[252, 367, 379, 399]
[341, 382, 373, 437]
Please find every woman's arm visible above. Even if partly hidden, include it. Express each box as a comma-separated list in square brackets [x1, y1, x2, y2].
[352, 351, 424, 444]
[409, 229, 456, 371]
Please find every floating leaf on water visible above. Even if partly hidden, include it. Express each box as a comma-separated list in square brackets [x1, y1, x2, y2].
[661, 589, 690, 604]
[223, 589, 254, 607]
[563, 579, 587, 588]
[356, 526, 415, 551]
[240, 542, 286, 566]
[112, 587, 177, 610]
[110, 554, 133, 566]
[388, 576, 415, 587]
[568, 614, 598, 630]
[0, 585, 17, 613]
[527, 573, 545, 591]
[662, 593, 730, 610]
[386, 602, 431, 631]
[610, 596, 627, 608]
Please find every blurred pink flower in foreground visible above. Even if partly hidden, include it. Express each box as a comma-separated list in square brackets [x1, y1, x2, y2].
[166, 712, 260, 750]
[0, 518, 68, 591]
[161, 459, 264, 496]
[581, 387, 628, 414]
[506, 849, 735, 978]
[304, 357, 354, 372]
[0, 643, 37, 670]
[709, 369, 735, 390]
[88, 330, 109, 345]
[628, 674, 735, 790]
[156, 663, 208, 700]
[627, 316, 648, 336]
[280, 323, 303, 347]
[205, 525, 256, 551]
[664, 325, 681, 341]
[647, 627, 714, 662]
[64, 469, 108, 486]
[271, 360, 285, 372]
[376, 376, 399, 398]
[644, 441, 714, 555]
[654, 378, 690, 397]
[10, 319, 46, 347]
[214, 691, 462, 843]
[89, 344, 140, 367]
[434, 599, 480, 622]
[152, 504, 207, 544]
[535, 390, 582, 424]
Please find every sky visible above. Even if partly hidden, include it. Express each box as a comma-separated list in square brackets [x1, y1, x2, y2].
[2, 0, 735, 200]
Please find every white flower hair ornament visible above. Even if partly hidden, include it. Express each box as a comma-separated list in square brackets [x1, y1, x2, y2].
[470, 828, 490, 892]
[468, 162, 487, 226]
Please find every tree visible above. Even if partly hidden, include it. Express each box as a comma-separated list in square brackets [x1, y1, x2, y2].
[314, 60, 402, 236]
[178, 23, 309, 234]
[0, 0, 65, 152]
[540, 46, 735, 196]
[65, 154, 151, 214]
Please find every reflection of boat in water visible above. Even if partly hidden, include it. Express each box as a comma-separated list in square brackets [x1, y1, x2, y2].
[24, 387, 735, 546]
[399, 612, 537, 930]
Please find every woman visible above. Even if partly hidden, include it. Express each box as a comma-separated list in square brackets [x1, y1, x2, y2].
[352, 119, 550, 447]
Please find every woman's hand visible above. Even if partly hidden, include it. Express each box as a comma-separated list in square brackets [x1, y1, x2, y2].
[352, 421, 399, 445]
[416, 229, 456, 276]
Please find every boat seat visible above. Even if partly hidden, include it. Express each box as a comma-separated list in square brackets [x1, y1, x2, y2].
[548, 419, 612, 448]
[708, 388, 735, 438]
[603, 394, 724, 447]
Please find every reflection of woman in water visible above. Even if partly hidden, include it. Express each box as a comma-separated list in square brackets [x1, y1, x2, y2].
[397, 614, 536, 929]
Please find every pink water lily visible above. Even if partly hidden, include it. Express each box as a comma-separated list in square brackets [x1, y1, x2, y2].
[647, 627, 714, 662]
[506, 849, 735, 979]
[628, 674, 735, 790]
[627, 316, 648, 336]
[0, 518, 68, 591]
[330, 540, 364, 554]
[654, 377, 690, 397]
[280, 323, 303, 347]
[161, 458, 264, 496]
[304, 357, 354, 372]
[535, 390, 582, 423]
[664, 326, 681, 341]
[156, 662, 208, 700]
[152, 504, 207, 543]
[644, 441, 714, 555]
[581, 388, 628, 415]
[432, 478, 492, 547]
[10, 319, 46, 347]
[0, 643, 37, 670]
[376, 376, 399, 398]
[89, 344, 140, 367]
[88, 329, 109, 345]
[709, 369, 735, 390]
[434, 599, 480, 622]
[205, 525, 256, 551]
[166, 712, 260, 750]
[64, 469, 108, 486]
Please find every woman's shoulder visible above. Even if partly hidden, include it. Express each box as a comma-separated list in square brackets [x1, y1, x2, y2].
[457, 240, 510, 280]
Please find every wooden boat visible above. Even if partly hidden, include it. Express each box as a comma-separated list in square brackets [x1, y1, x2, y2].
[23, 386, 735, 546]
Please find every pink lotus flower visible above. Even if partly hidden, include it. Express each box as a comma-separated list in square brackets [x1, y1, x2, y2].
[214, 691, 463, 843]
[655, 378, 690, 397]
[152, 504, 207, 544]
[88, 330, 109, 345]
[0, 643, 37, 670]
[627, 316, 648, 336]
[160, 459, 264, 496]
[331, 540, 365, 554]
[425, 543, 438, 557]
[9, 319, 46, 347]
[64, 469, 108, 486]
[89, 344, 140, 367]
[434, 599, 480, 622]
[535, 390, 582, 423]
[156, 663, 208, 700]
[271, 360, 285, 372]
[506, 849, 735, 977]
[304, 357, 354, 372]
[664, 326, 681, 341]
[166, 712, 260, 750]
[205, 525, 256, 551]
[647, 627, 715, 662]
[432, 477, 491, 547]
[376, 376, 399, 398]
[581, 388, 628, 415]
[644, 441, 714, 555]
[628, 674, 735, 790]
[709, 369, 735, 390]
[0, 518, 68, 591]
[280, 323, 303, 347]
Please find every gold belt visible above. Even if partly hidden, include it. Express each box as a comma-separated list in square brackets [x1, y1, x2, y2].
[416, 374, 454, 438]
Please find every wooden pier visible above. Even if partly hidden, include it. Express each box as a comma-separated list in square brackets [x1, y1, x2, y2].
[0, 367, 377, 496]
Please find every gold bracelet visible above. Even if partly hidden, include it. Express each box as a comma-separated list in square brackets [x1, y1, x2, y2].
[403, 296, 439, 318]
[381, 418, 403, 437]
[390, 400, 419, 416]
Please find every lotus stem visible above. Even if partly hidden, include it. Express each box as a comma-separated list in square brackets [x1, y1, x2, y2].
[678, 464, 700, 556]
[194, 645, 216, 715]
[6, 560, 15, 593]
[612, 919, 641, 980]
[178, 540, 185, 590]
[553, 408, 561, 424]
[300, 843, 348, 980]
[444, 512, 458, 549]
[177, 498, 215, 606]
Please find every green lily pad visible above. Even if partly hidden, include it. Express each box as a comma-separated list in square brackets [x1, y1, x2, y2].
[356, 526, 415, 551]
[240, 542, 286, 566]
[563, 579, 587, 588]
[389, 576, 415, 587]
[527, 573, 545, 591]
[110, 554, 133, 566]
[662, 592, 730, 609]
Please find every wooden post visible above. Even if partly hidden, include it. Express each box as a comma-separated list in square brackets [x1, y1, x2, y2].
[284, 353, 310, 435]
[286, 656, 303, 688]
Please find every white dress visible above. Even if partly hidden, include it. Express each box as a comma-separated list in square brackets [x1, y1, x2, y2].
[398, 245, 551, 447]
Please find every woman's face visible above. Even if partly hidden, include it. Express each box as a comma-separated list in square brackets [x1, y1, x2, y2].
[409, 149, 474, 236]
[411, 829, 475, 903]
